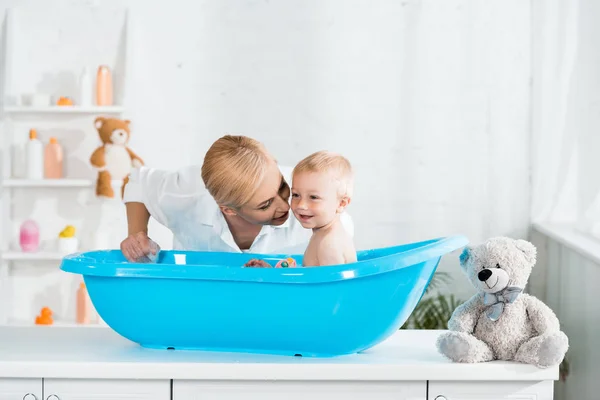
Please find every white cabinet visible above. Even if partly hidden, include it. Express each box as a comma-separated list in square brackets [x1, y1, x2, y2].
[0, 378, 560, 400]
[174, 381, 426, 400]
[0, 378, 42, 400]
[428, 381, 554, 400]
[42, 379, 170, 400]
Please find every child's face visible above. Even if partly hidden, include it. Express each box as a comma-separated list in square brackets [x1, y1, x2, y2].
[290, 171, 349, 230]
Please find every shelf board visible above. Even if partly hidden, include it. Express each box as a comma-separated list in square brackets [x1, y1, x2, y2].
[1, 251, 67, 261]
[5, 319, 107, 328]
[3, 105, 124, 114]
[2, 178, 94, 188]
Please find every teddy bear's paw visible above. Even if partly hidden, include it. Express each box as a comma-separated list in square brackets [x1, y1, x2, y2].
[436, 332, 494, 363]
[436, 332, 469, 362]
[515, 332, 569, 368]
[537, 332, 569, 368]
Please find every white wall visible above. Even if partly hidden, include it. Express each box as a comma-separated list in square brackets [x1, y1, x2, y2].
[530, 0, 600, 238]
[0, 0, 532, 323]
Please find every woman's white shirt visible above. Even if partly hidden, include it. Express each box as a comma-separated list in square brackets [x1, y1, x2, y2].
[123, 165, 354, 255]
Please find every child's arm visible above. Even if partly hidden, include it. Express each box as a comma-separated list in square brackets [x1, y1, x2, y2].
[244, 259, 272, 268]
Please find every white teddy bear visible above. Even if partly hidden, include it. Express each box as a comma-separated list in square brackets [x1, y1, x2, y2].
[436, 237, 569, 369]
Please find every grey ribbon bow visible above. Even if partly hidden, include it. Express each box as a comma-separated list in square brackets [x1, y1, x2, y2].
[483, 286, 523, 321]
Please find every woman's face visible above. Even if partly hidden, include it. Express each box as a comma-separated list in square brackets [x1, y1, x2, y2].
[235, 160, 291, 226]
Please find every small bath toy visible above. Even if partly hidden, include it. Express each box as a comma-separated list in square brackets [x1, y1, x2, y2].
[59, 225, 76, 238]
[57, 225, 79, 254]
[60, 235, 468, 357]
[56, 96, 73, 106]
[275, 257, 296, 268]
[35, 307, 53, 325]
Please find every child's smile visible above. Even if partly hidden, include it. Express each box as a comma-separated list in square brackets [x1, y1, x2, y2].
[290, 171, 341, 230]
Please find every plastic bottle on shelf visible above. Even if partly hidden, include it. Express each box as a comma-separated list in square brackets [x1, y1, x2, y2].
[19, 220, 40, 252]
[44, 137, 63, 179]
[76, 282, 90, 324]
[79, 67, 92, 107]
[96, 65, 113, 106]
[25, 129, 43, 179]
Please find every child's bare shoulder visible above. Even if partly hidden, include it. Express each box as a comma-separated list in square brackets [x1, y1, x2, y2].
[315, 231, 346, 266]
[316, 228, 343, 247]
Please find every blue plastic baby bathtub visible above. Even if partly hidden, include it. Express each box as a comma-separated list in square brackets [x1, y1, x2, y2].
[60, 235, 468, 357]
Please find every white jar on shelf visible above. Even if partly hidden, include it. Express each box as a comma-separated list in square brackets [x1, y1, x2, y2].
[57, 236, 79, 255]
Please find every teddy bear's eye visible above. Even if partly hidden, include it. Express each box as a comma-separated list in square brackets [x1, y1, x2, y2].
[496, 263, 501, 268]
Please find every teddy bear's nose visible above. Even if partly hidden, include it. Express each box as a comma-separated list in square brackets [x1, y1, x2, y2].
[478, 269, 492, 282]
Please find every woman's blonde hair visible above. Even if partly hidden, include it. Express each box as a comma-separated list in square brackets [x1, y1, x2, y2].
[202, 135, 273, 208]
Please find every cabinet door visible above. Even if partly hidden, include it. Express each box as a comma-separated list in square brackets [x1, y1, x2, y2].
[174, 380, 426, 400]
[428, 381, 553, 400]
[43, 379, 170, 400]
[0, 379, 42, 400]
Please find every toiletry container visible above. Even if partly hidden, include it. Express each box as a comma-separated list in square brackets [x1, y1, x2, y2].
[58, 225, 78, 255]
[44, 137, 63, 179]
[79, 67, 92, 106]
[76, 282, 90, 324]
[31, 94, 51, 107]
[25, 129, 43, 179]
[20, 220, 40, 252]
[96, 65, 113, 106]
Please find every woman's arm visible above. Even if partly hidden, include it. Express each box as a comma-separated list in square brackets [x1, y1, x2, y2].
[126, 202, 150, 235]
[123, 165, 206, 228]
[120, 166, 206, 260]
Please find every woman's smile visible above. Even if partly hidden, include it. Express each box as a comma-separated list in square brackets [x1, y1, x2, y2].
[272, 210, 289, 222]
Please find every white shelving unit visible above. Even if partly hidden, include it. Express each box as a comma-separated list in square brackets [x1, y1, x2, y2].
[0, 7, 132, 326]
[1, 251, 69, 261]
[2, 179, 94, 188]
[4, 106, 125, 115]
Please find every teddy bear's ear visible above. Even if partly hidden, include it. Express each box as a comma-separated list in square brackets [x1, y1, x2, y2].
[94, 117, 105, 130]
[124, 119, 131, 125]
[459, 246, 471, 267]
[515, 239, 537, 263]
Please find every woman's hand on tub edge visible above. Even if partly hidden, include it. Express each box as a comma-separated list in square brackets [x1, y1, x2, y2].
[120, 231, 156, 262]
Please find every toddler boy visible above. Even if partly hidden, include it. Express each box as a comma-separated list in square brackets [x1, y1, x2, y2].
[245, 150, 356, 268]
[290, 150, 356, 266]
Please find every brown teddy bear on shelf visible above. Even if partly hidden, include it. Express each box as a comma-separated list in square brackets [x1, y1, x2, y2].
[90, 117, 144, 199]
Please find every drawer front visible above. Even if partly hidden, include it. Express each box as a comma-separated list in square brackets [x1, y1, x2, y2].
[174, 380, 426, 400]
[428, 381, 553, 400]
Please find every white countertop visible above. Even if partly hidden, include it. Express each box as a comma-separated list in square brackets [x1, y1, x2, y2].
[0, 327, 558, 381]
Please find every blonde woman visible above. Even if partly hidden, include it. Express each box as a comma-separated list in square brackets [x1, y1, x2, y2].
[120, 135, 354, 262]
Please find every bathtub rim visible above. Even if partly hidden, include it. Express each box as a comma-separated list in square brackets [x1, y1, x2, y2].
[61, 235, 468, 284]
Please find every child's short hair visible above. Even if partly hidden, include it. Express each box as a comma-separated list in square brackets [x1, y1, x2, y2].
[293, 150, 354, 198]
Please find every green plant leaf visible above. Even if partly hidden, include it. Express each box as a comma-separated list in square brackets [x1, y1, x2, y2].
[425, 271, 452, 294]
[401, 294, 463, 330]
[401, 268, 464, 330]
[559, 356, 570, 382]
